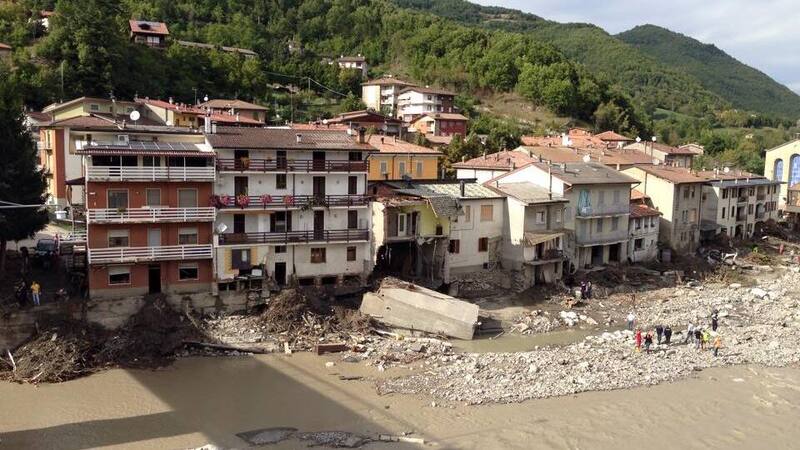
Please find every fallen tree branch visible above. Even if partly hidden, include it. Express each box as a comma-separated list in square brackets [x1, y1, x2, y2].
[183, 340, 269, 354]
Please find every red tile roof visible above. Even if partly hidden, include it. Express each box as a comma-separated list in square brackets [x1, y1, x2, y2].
[291, 123, 350, 131]
[595, 131, 633, 142]
[630, 189, 649, 200]
[412, 112, 468, 123]
[329, 110, 401, 124]
[367, 135, 441, 155]
[631, 165, 708, 184]
[362, 76, 416, 87]
[0, 42, 11, 50]
[206, 127, 375, 151]
[398, 86, 456, 96]
[129, 20, 169, 35]
[453, 150, 536, 170]
[626, 141, 696, 155]
[198, 99, 267, 111]
[630, 204, 661, 218]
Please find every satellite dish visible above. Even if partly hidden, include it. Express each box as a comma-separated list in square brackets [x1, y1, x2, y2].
[582, 154, 591, 163]
[204, 95, 209, 102]
[723, 167, 730, 173]
[322, 119, 329, 125]
[129, 110, 140, 122]
[216, 223, 228, 234]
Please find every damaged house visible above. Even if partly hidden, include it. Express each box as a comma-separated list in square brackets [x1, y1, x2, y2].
[370, 179, 505, 286]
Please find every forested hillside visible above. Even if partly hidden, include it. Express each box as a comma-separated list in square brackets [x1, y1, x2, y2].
[617, 25, 800, 118]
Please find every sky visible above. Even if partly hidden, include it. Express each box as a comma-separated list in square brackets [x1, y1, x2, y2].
[474, 0, 800, 94]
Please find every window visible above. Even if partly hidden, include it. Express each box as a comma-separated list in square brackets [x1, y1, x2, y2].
[398, 162, 406, 176]
[684, 187, 690, 199]
[634, 238, 644, 251]
[276, 174, 287, 190]
[310, 248, 326, 263]
[691, 186, 696, 198]
[722, 189, 728, 199]
[598, 191, 605, 205]
[90, 104, 99, 111]
[790, 154, 800, 187]
[611, 217, 619, 231]
[380, 161, 388, 175]
[178, 227, 198, 245]
[347, 210, 358, 229]
[145, 189, 161, 206]
[346, 246, 357, 261]
[478, 237, 488, 252]
[231, 249, 251, 269]
[480, 204, 493, 222]
[348, 176, 357, 195]
[108, 266, 130, 285]
[464, 205, 471, 222]
[721, 207, 726, 219]
[143, 156, 161, 167]
[416, 162, 423, 176]
[596, 219, 603, 233]
[448, 239, 460, 254]
[535, 211, 546, 224]
[108, 229, 129, 247]
[108, 189, 128, 209]
[689, 209, 697, 222]
[613, 190, 621, 204]
[275, 245, 286, 254]
[747, 204, 754, 214]
[554, 209, 562, 223]
[635, 218, 642, 230]
[178, 189, 198, 208]
[179, 263, 199, 280]
[682, 210, 688, 224]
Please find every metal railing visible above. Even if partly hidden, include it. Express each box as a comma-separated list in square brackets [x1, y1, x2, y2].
[737, 196, 749, 203]
[576, 203, 630, 217]
[87, 207, 216, 223]
[212, 194, 369, 209]
[87, 166, 216, 181]
[218, 229, 369, 245]
[216, 158, 368, 173]
[57, 231, 87, 244]
[88, 244, 213, 264]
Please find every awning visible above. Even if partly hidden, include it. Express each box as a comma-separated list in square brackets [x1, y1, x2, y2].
[79, 148, 213, 157]
[65, 177, 85, 186]
[76, 141, 212, 157]
[523, 231, 564, 247]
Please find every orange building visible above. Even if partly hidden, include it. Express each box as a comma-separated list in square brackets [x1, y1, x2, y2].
[366, 135, 442, 181]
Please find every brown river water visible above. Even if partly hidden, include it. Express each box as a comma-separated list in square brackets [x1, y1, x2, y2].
[1, 354, 799, 449]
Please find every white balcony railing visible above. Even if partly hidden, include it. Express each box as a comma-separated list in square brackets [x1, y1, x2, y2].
[87, 207, 216, 224]
[88, 244, 213, 264]
[87, 166, 216, 182]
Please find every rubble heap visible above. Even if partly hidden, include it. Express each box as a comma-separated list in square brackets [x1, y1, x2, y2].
[377, 269, 800, 404]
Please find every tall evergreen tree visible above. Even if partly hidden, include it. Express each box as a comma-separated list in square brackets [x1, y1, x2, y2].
[0, 66, 49, 273]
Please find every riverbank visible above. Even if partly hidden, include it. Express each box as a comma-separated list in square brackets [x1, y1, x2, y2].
[1, 355, 799, 449]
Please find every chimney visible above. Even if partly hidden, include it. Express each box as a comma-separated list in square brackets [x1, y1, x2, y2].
[204, 111, 212, 134]
[357, 127, 366, 144]
[459, 180, 466, 197]
[461, 155, 466, 162]
[380, 137, 385, 144]
[482, 151, 487, 159]
[296, 133, 302, 143]
[169, 97, 174, 104]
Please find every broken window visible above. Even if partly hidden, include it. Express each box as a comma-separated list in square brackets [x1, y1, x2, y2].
[448, 239, 460, 254]
[478, 237, 488, 252]
[310, 248, 326, 263]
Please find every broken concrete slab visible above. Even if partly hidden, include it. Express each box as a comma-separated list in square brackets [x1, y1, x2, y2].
[236, 427, 298, 445]
[361, 280, 479, 340]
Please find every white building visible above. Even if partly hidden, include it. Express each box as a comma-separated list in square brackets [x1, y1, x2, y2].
[628, 203, 661, 263]
[206, 127, 375, 288]
[337, 55, 368, 77]
[453, 150, 537, 184]
[361, 76, 416, 115]
[396, 86, 456, 123]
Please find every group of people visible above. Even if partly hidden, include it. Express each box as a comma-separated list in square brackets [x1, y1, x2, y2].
[13, 279, 42, 307]
[579, 281, 593, 300]
[629, 309, 723, 356]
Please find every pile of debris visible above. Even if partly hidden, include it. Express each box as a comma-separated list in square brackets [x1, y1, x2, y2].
[343, 333, 453, 371]
[450, 269, 511, 298]
[509, 310, 559, 335]
[376, 268, 800, 405]
[262, 288, 372, 351]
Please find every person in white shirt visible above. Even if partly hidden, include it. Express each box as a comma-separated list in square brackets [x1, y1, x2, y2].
[626, 312, 636, 331]
[684, 321, 695, 345]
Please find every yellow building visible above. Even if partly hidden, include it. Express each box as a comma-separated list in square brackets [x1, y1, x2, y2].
[367, 135, 441, 181]
[764, 138, 800, 209]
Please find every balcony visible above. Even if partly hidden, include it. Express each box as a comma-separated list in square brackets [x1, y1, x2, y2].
[216, 158, 368, 173]
[526, 249, 564, 265]
[737, 196, 749, 204]
[88, 244, 213, 264]
[756, 194, 766, 201]
[575, 228, 628, 246]
[87, 166, 215, 182]
[87, 207, 216, 224]
[212, 194, 369, 210]
[218, 229, 369, 245]
[576, 203, 630, 218]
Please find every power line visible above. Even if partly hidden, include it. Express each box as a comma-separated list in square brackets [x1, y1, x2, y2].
[263, 70, 349, 98]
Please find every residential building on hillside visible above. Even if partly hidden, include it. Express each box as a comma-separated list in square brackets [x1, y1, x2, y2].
[764, 138, 800, 210]
[361, 76, 416, 115]
[78, 127, 215, 299]
[624, 141, 696, 168]
[396, 86, 456, 123]
[366, 135, 441, 181]
[514, 144, 653, 171]
[453, 150, 537, 184]
[138, 97, 265, 128]
[327, 110, 403, 136]
[486, 162, 638, 269]
[595, 131, 635, 148]
[622, 165, 706, 253]
[696, 169, 781, 239]
[336, 55, 368, 77]
[198, 99, 268, 124]
[485, 181, 569, 289]
[206, 127, 374, 289]
[522, 128, 632, 149]
[42, 96, 142, 123]
[129, 20, 169, 48]
[409, 112, 468, 137]
[679, 143, 705, 155]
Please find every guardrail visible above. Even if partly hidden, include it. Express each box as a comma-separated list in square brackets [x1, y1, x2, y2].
[88, 244, 213, 264]
[212, 194, 369, 209]
[218, 229, 369, 245]
[87, 207, 216, 223]
[216, 158, 368, 173]
[87, 166, 216, 181]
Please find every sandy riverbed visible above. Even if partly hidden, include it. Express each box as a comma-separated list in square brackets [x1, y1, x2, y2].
[1, 354, 799, 450]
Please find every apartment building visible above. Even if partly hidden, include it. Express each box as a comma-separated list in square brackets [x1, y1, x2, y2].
[139, 98, 265, 128]
[361, 76, 416, 115]
[409, 112, 468, 137]
[486, 181, 569, 288]
[198, 99, 268, 124]
[628, 203, 661, 263]
[78, 127, 216, 299]
[623, 165, 706, 253]
[484, 162, 637, 269]
[366, 135, 441, 181]
[764, 138, 800, 210]
[336, 55, 368, 77]
[514, 144, 653, 171]
[696, 169, 781, 239]
[206, 127, 374, 288]
[453, 150, 537, 184]
[624, 141, 696, 168]
[396, 86, 456, 123]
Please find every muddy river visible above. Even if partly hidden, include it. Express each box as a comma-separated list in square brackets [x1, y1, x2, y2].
[1, 353, 799, 449]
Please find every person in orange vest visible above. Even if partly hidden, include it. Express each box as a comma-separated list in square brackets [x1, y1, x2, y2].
[31, 281, 41, 306]
[713, 335, 722, 357]
[634, 328, 642, 352]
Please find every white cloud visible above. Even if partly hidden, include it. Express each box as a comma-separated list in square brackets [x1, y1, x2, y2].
[473, 0, 800, 93]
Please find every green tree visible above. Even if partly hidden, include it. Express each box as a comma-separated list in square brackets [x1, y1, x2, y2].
[0, 67, 48, 272]
[337, 93, 366, 113]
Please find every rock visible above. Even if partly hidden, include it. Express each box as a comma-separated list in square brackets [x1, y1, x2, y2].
[729, 283, 742, 289]
[751, 288, 768, 299]
[325, 361, 336, 368]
